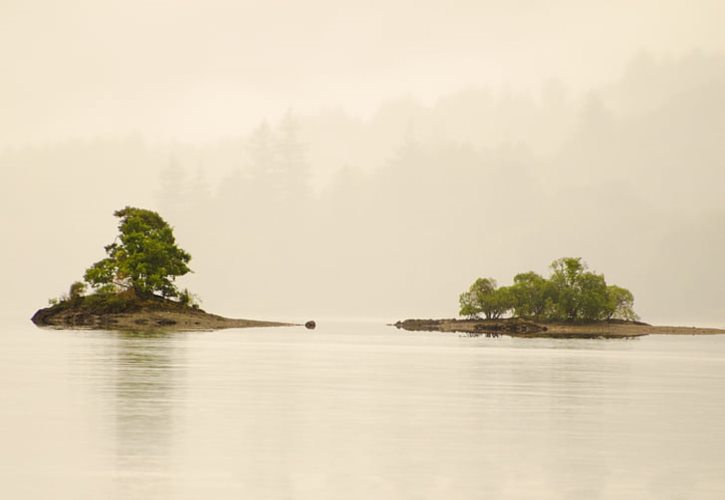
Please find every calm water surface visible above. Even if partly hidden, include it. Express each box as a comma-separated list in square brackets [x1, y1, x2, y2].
[2, 314, 725, 499]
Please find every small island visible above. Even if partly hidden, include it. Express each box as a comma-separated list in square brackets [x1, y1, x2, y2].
[395, 258, 725, 338]
[31, 207, 297, 331]
[393, 318, 725, 338]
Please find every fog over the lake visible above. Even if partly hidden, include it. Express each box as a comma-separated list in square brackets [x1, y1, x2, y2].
[2, 1, 724, 325]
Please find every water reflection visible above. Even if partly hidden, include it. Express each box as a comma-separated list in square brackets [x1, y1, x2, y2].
[102, 330, 185, 499]
[9, 321, 724, 499]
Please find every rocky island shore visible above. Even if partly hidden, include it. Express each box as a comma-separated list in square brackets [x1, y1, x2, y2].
[393, 318, 725, 338]
[31, 206, 300, 332]
[31, 293, 297, 331]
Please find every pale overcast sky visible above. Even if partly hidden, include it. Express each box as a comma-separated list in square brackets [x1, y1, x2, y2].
[2, 0, 724, 145]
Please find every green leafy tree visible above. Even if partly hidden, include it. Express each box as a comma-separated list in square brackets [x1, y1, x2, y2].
[548, 257, 583, 320]
[490, 286, 515, 320]
[548, 257, 610, 321]
[576, 272, 609, 321]
[459, 289, 480, 318]
[459, 257, 639, 323]
[458, 278, 513, 320]
[605, 285, 638, 321]
[510, 271, 551, 319]
[471, 277, 498, 319]
[84, 207, 192, 298]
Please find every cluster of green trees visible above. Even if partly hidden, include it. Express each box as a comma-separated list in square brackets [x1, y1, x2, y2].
[459, 257, 638, 322]
[80, 207, 194, 301]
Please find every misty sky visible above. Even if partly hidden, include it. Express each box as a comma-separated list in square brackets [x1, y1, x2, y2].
[2, 0, 725, 145]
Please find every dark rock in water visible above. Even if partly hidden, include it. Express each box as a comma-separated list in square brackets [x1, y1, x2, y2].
[31, 308, 53, 326]
[305, 320, 316, 330]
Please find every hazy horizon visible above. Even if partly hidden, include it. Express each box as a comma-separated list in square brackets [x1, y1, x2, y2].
[2, 2, 724, 326]
[3, 0, 725, 146]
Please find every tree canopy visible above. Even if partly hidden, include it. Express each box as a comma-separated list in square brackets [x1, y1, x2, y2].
[84, 207, 192, 298]
[459, 278, 514, 320]
[459, 257, 638, 322]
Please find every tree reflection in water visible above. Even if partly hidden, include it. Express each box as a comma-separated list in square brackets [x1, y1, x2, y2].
[108, 330, 185, 498]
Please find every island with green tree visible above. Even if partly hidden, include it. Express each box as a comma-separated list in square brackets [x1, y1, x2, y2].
[31, 206, 297, 331]
[395, 257, 725, 338]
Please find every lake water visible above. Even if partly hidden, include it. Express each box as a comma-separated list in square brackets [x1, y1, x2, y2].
[2, 315, 725, 499]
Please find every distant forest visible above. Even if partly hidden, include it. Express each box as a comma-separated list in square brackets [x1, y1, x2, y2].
[3, 52, 725, 321]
